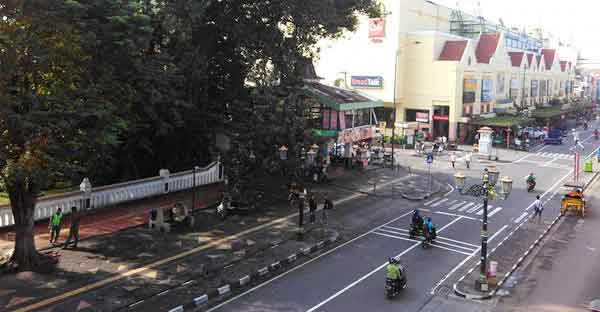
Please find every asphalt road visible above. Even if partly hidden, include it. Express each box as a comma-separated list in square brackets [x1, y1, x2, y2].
[206, 124, 600, 312]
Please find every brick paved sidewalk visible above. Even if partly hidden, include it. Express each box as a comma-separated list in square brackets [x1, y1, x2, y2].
[0, 183, 224, 258]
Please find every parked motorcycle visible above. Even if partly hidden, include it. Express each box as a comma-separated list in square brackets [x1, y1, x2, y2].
[385, 264, 407, 299]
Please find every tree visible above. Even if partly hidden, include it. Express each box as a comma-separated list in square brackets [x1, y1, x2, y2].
[0, 0, 152, 269]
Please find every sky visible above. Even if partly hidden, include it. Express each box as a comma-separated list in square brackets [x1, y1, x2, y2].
[433, 0, 600, 63]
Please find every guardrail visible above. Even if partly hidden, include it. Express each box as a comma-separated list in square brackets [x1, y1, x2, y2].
[0, 162, 223, 228]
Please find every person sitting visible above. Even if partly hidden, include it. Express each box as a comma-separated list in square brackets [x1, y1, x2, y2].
[386, 257, 402, 290]
[526, 173, 536, 185]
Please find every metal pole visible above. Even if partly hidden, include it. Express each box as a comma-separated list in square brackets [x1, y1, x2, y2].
[479, 188, 489, 291]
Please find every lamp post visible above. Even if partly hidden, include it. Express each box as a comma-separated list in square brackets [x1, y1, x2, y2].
[454, 167, 513, 292]
[79, 178, 92, 210]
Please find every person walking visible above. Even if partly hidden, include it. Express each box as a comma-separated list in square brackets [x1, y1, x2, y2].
[465, 152, 472, 169]
[449, 152, 457, 168]
[532, 195, 543, 223]
[64, 206, 81, 249]
[309, 194, 317, 224]
[49, 208, 63, 245]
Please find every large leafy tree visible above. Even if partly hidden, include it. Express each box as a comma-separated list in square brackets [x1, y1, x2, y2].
[0, 0, 152, 269]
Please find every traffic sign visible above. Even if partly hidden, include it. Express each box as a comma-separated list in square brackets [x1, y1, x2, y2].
[426, 152, 434, 164]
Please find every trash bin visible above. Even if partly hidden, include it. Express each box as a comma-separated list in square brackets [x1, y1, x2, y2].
[585, 159, 593, 173]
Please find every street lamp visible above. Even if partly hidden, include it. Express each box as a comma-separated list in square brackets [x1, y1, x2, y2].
[79, 178, 92, 210]
[454, 166, 513, 292]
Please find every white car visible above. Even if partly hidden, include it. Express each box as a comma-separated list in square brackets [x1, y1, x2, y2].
[518, 127, 545, 139]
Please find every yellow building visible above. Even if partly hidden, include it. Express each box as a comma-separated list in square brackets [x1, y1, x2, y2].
[315, 0, 577, 142]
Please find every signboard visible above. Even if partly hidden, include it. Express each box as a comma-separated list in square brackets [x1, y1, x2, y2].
[426, 152, 434, 164]
[337, 126, 375, 144]
[368, 18, 386, 43]
[350, 76, 384, 89]
[481, 79, 493, 102]
[463, 78, 477, 103]
[433, 115, 449, 121]
[416, 112, 430, 123]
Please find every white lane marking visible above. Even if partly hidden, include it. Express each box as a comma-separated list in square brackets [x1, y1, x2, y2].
[488, 207, 503, 217]
[430, 224, 508, 295]
[514, 152, 532, 163]
[447, 199, 457, 205]
[380, 226, 479, 249]
[426, 210, 481, 221]
[474, 205, 494, 216]
[448, 201, 465, 211]
[467, 203, 483, 214]
[431, 198, 449, 207]
[457, 202, 475, 212]
[514, 212, 529, 224]
[307, 216, 465, 312]
[525, 169, 574, 211]
[206, 208, 415, 312]
[444, 184, 454, 197]
[424, 198, 440, 206]
[305, 242, 421, 312]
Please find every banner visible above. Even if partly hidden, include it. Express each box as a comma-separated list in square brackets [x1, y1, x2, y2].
[337, 126, 375, 144]
[481, 79, 493, 102]
[350, 76, 383, 89]
[368, 18, 385, 43]
[416, 112, 430, 123]
[463, 78, 477, 103]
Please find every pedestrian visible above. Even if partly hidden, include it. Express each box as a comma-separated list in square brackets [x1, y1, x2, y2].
[64, 206, 81, 249]
[309, 194, 317, 224]
[532, 195, 543, 223]
[449, 152, 456, 168]
[298, 196, 304, 228]
[49, 208, 63, 245]
[465, 152, 472, 169]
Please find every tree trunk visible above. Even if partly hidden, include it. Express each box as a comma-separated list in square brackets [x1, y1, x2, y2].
[6, 177, 40, 270]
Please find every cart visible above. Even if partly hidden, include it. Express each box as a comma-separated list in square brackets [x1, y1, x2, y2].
[560, 189, 586, 217]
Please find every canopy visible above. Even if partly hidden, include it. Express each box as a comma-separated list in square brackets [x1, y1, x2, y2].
[304, 82, 384, 111]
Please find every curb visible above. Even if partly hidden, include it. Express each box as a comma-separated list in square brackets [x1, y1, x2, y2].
[400, 181, 445, 201]
[165, 233, 340, 311]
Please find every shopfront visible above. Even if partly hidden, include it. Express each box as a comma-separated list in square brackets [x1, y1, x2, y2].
[405, 109, 431, 140]
[432, 106, 450, 139]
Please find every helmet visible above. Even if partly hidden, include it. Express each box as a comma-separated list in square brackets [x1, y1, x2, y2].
[389, 257, 397, 264]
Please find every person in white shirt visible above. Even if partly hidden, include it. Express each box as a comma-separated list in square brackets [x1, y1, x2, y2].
[465, 152, 472, 169]
[532, 195, 543, 223]
[449, 152, 457, 168]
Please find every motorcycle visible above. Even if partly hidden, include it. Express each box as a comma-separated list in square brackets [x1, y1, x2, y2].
[421, 227, 437, 249]
[385, 264, 407, 299]
[527, 181, 536, 192]
[513, 138, 530, 151]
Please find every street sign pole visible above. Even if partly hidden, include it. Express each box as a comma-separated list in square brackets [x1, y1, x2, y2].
[426, 152, 434, 193]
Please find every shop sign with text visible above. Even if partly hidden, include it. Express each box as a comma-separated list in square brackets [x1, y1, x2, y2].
[416, 112, 430, 123]
[351, 76, 384, 89]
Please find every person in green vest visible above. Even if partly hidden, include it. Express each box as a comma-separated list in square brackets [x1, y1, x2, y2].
[386, 257, 402, 290]
[49, 208, 63, 245]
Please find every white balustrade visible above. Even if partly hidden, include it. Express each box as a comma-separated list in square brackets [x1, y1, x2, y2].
[0, 162, 222, 228]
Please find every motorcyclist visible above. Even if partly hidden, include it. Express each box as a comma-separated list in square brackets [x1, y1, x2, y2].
[386, 257, 402, 291]
[526, 173, 536, 188]
[412, 209, 423, 228]
[423, 217, 434, 242]
[594, 128, 599, 140]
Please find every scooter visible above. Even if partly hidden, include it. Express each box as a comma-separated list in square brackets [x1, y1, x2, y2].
[385, 265, 407, 299]
[527, 181, 536, 192]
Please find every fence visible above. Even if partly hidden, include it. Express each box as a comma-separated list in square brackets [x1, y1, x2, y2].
[0, 161, 223, 228]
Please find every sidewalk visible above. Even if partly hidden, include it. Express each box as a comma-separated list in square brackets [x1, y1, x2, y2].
[453, 168, 599, 300]
[0, 166, 436, 312]
[0, 183, 224, 259]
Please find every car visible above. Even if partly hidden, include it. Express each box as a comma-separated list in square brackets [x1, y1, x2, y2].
[518, 127, 545, 139]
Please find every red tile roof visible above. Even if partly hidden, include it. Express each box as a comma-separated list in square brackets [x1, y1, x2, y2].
[475, 33, 500, 64]
[541, 49, 556, 70]
[560, 61, 567, 72]
[439, 40, 468, 61]
[508, 52, 524, 67]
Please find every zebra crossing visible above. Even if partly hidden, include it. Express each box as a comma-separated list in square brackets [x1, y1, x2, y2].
[423, 198, 503, 217]
[371, 225, 478, 256]
[534, 152, 574, 160]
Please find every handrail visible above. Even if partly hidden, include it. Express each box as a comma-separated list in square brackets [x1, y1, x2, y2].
[0, 162, 222, 228]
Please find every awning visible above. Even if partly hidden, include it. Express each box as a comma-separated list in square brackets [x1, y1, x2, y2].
[469, 115, 532, 127]
[304, 81, 384, 111]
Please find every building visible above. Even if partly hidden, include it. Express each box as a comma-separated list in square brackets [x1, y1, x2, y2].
[314, 0, 577, 142]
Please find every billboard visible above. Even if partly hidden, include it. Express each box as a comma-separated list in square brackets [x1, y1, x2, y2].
[463, 78, 477, 103]
[350, 76, 383, 89]
[416, 112, 430, 123]
[368, 18, 385, 43]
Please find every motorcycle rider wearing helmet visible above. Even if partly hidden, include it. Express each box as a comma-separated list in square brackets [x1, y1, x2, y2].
[412, 209, 423, 228]
[423, 217, 434, 242]
[386, 257, 402, 290]
[526, 173, 536, 184]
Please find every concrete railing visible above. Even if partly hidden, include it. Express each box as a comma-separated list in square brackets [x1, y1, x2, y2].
[0, 162, 223, 228]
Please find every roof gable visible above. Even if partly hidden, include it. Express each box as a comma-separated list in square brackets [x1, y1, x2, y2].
[560, 61, 567, 72]
[439, 40, 468, 61]
[475, 33, 501, 64]
[541, 49, 556, 70]
[509, 52, 524, 67]
[526, 54, 534, 69]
